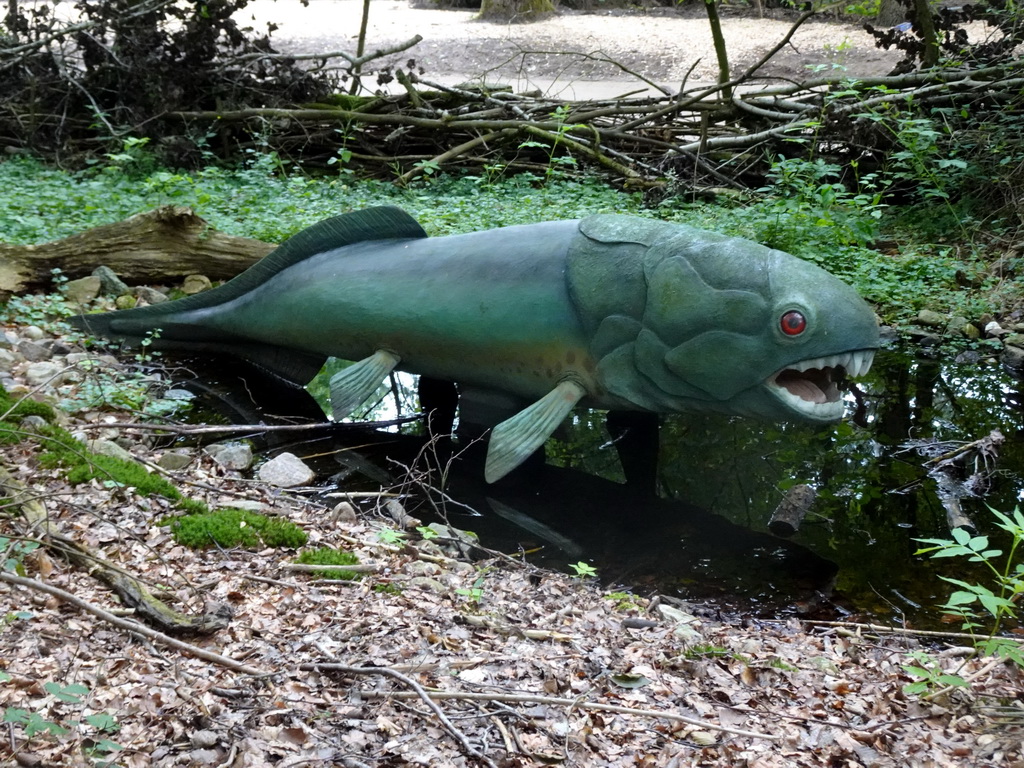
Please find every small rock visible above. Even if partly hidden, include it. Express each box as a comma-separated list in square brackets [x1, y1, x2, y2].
[944, 316, 969, 335]
[0, 348, 18, 372]
[21, 326, 46, 341]
[187, 748, 222, 765]
[87, 439, 136, 462]
[906, 329, 941, 348]
[917, 309, 947, 327]
[1001, 345, 1024, 375]
[205, 442, 253, 471]
[19, 415, 49, 431]
[961, 323, 981, 340]
[657, 604, 703, 643]
[1004, 334, 1024, 350]
[157, 450, 193, 471]
[190, 730, 220, 749]
[258, 452, 314, 488]
[24, 361, 63, 387]
[985, 321, 1008, 338]
[424, 523, 481, 559]
[331, 501, 358, 523]
[63, 275, 102, 304]
[0, 331, 14, 349]
[954, 350, 982, 365]
[17, 341, 52, 363]
[182, 274, 213, 294]
[134, 286, 168, 305]
[92, 266, 131, 297]
[65, 352, 122, 370]
[406, 576, 448, 594]
[115, 295, 138, 310]
[405, 560, 441, 577]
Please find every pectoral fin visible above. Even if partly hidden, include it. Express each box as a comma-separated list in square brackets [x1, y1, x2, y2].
[329, 350, 400, 420]
[485, 380, 586, 483]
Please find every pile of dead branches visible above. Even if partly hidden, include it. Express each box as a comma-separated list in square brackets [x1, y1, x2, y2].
[168, 5, 1024, 197]
[1, 0, 1022, 203]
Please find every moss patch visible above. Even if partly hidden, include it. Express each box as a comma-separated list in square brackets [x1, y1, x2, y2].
[294, 547, 362, 580]
[0, 383, 57, 425]
[165, 508, 308, 549]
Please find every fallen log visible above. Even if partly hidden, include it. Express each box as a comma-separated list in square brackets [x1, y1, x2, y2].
[0, 206, 273, 295]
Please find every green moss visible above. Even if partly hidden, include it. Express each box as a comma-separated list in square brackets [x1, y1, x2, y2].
[0, 385, 56, 424]
[0, 421, 23, 445]
[294, 547, 362, 580]
[165, 508, 308, 550]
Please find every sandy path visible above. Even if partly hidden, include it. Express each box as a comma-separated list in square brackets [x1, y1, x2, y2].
[240, 0, 898, 98]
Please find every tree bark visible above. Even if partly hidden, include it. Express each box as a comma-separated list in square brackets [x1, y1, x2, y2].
[0, 206, 273, 296]
[876, 0, 908, 27]
[703, 0, 733, 102]
[911, 0, 940, 67]
[478, 0, 555, 21]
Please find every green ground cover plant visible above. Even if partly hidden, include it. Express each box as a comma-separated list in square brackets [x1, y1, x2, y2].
[293, 547, 362, 579]
[164, 507, 308, 549]
[0, 142, 1016, 336]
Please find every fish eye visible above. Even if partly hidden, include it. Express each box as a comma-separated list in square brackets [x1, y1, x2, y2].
[780, 310, 807, 336]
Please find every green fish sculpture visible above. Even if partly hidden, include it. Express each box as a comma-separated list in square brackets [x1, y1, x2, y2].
[70, 206, 879, 482]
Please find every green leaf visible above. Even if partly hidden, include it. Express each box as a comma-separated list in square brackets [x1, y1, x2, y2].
[84, 712, 119, 732]
[45, 681, 89, 703]
[3, 707, 29, 724]
[978, 593, 1014, 618]
[610, 673, 651, 689]
[944, 590, 978, 606]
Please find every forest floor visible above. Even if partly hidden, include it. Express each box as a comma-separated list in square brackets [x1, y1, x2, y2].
[1, 306, 1023, 765]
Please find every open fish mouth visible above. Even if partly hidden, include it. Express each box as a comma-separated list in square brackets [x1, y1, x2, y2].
[767, 349, 875, 420]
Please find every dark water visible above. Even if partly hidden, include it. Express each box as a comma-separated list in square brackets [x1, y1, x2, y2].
[183, 344, 1024, 628]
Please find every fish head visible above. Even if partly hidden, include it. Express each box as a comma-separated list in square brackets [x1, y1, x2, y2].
[574, 219, 879, 423]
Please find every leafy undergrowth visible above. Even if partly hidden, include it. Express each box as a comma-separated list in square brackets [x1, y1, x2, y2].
[1, 155, 1017, 333]
[1, 320, 1022, 766]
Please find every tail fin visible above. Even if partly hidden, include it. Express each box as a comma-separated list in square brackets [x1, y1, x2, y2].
[68, 205, 428, 386]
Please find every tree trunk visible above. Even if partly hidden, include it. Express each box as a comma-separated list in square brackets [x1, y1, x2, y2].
[703, 0, 732, 101]
[876, 0, 908, 27]
[478, 0, 555, 21]
[0, 206, 273, 297]
[911, 0, 940, 67]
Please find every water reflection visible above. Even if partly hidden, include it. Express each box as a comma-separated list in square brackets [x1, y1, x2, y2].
[186, 346, 1024, 627]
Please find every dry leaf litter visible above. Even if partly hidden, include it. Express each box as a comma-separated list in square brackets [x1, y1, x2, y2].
[1, 319, 1022, 767]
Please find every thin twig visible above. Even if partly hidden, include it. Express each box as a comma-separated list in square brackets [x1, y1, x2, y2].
[0, 572, 265, 675]
[305, 662, 500, 767]
[347, 688, 779, 741]
[72, 416, 419, 435]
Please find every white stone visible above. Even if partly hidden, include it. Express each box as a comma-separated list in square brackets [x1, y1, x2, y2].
[258, 452, 314, 488]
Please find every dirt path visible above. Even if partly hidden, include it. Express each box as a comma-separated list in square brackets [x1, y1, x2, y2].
[243, 0, 898, 98]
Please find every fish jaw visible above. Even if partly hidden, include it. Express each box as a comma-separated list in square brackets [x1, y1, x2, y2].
[764, 348, 876, 422]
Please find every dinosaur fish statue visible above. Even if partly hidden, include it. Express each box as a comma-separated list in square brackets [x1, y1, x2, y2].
[70, 206, 879, 482]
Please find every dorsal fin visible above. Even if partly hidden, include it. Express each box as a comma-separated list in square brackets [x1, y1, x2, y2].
[107, 206, 428, 324]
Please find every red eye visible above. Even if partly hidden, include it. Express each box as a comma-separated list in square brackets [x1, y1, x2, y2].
[780, 310, 807, 336]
